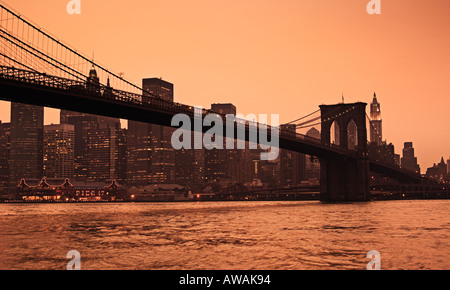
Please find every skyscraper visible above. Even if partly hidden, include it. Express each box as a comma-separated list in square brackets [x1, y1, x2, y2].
[10, 103, 44, 184]
[127, 78, 175, 185]
[43, 124, 75, 179]
[370, 92, 382, 145]
[86, 125, 125, 182]
[143, 78, 174, 101]
[60, 110, 121, 181]
[401, 142, 420, 174]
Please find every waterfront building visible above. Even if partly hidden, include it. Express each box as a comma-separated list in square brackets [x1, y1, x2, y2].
[16, 178, 127, 202]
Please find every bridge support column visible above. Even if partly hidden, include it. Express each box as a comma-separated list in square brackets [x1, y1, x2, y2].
[319, 102, 370, 202]
[320, 156, 370, 202]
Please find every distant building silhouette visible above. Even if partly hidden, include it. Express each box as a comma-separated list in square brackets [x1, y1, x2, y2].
[401, 142, 420, 174]
[448, 157, 450, 176]
[10, 103, 43, 184]
[280, 124, 306, 186]
[368, 142, 398, 166]
[426, 157, 448, 181]
[305, 127, 320, 181]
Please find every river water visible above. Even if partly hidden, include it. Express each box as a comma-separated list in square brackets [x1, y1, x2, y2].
[0, 200, 448, 270]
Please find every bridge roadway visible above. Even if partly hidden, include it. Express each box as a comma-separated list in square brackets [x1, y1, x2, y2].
[0, 66, 422, 183]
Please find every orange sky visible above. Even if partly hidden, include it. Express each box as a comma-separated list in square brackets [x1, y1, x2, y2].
[0, 0, 449, 170]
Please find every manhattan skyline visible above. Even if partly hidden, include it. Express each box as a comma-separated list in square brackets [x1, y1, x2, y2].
[0, 0, 449, 170]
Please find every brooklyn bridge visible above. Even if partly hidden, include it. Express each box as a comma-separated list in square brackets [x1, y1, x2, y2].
[0, 2, 448, 202]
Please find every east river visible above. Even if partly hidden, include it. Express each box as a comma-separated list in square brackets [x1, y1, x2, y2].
[0, 200, 448, 270]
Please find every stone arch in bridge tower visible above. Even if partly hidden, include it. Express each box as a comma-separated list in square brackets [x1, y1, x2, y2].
[320, 102, 368, 154]
[330, 120, 340, 146]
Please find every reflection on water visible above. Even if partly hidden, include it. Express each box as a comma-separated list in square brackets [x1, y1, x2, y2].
[0, 200, 448, 270]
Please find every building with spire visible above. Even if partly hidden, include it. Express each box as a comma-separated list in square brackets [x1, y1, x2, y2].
[60, 66, 123, 181]
[370, 92, 382, 145]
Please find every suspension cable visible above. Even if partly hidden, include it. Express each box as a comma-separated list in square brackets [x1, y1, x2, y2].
[284, 109, 320, 125]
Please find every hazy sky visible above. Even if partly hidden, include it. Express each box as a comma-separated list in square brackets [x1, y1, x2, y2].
[0, 0, 449, 169]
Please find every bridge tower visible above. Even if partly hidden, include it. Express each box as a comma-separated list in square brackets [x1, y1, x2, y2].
[319, 102, 370, 202]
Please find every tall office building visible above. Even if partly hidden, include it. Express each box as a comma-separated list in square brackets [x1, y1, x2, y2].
[116, 128, 127, 183]
[0, 122, 10, 187]
[211, 103, 236, 116]
[60, 110, 121, 181]
[43, 124, 75, 179]
[279, 124, 306, 186]
[143, 78, 174, 101]
[10, 103, 44, 184]
[127, 78, 175, 185]
[370, 92, 382, 145]
[401, 142, 420, 174]
[86, 125, 125, 182]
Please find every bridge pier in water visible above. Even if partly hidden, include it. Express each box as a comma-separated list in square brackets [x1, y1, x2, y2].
[319, 102, 370, 202]
[320, 156, 370, 202]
